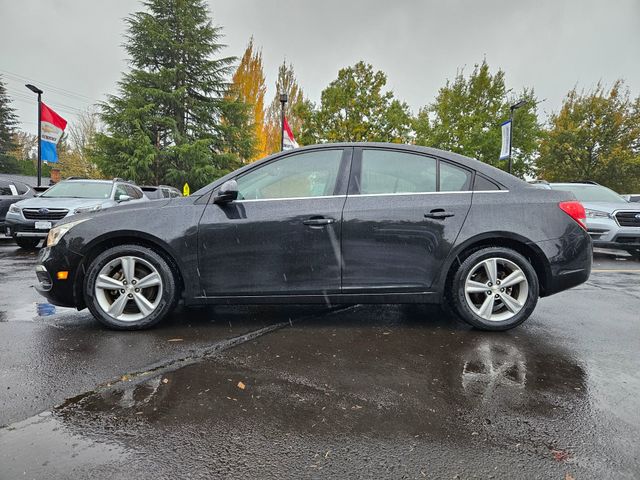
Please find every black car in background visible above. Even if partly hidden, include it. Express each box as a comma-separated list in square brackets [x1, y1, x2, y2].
[0, 179, 34, 230]
[34, 143, 592, 331]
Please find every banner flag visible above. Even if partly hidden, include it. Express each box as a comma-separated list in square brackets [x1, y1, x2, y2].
[40, 103, 67, 163]
[499, 120, 511, 160]
[282, 116, 299, 150]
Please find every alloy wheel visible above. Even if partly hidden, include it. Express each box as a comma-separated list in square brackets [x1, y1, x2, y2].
[463, 257, 529, 322]
[94, 255, 163, 322]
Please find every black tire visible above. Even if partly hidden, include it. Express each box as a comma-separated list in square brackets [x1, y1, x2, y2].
[84, 244, 179, 330]
[15, 237, 41, 250]
[449, 247, 539, 331]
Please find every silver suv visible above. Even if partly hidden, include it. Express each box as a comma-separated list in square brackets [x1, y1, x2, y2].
[549, 182, 640, 259]
[4, 178, 148, 249]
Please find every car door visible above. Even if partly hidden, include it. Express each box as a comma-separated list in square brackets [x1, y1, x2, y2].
[341, 148, 472, 292]
[197, 147, 352, 297]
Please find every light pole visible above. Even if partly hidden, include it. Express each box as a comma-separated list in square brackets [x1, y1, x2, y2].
[279, 93, 288, 151]
[25, 84, 44, 186]
[507, 99, 527, 174]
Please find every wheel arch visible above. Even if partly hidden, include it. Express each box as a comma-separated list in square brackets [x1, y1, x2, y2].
[439, 232, 552, 298]
[73, 231, 186, 309]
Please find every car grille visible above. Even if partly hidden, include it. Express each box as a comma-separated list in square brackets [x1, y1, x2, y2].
[615, 211, 640, 227]
[22, 208, 69, 220]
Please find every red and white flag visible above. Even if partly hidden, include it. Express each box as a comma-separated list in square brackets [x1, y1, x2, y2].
[282, 116, 299, 150]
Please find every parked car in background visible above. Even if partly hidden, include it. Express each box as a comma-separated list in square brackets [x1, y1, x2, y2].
[549, 182, 640, 259]
[5, 178, 148, 249]
[140, 185, 182, 200]
[35, 143, 591, 332]
[622, 194, 640, 203]
[0, 179, 34, 231]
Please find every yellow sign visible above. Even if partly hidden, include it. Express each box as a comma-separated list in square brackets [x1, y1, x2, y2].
[183, 183, 190, 196]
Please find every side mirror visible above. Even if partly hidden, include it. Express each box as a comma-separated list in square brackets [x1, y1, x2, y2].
[214, 180, 239, 204]
[117, 194, 132, 202]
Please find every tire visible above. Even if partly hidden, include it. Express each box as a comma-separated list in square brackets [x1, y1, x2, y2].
[84, 244, 178, 330]
[449, 247, 539, 331]
[15, 237, 41, 249]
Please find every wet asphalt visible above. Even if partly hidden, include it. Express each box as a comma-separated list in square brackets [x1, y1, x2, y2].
[0, 238, 639, 479]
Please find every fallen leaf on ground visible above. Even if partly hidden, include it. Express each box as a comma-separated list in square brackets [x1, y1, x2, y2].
[552, 449, 570, 462]
[237, 381, 246, 390]
[162, 378, 169, 384]
[565, 474, 575, 480]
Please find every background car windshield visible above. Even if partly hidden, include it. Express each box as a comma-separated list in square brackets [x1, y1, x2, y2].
[552, 184, 626, 203]
[41, 182, 112, 199]
[236, 149, 342, 200]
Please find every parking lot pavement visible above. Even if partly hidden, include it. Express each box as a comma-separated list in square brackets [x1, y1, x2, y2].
[0, 239, 639, 479]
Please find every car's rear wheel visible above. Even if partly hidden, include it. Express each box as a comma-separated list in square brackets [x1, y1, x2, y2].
[15, 237, 41, 250]
[84, 244, 178, 330]
[449, 247, 539, 331]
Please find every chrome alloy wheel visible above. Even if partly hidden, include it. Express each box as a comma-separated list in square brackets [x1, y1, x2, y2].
[94, 255, 163, 322]
[463, 257, 529, 322]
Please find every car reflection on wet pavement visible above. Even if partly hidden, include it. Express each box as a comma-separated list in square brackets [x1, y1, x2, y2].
[0, 239, 639, 479]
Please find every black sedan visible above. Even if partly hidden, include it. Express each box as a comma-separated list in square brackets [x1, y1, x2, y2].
[34, 143, 592, 331]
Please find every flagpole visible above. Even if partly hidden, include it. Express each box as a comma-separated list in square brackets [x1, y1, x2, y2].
[25, 84, 44, 186]
[279, 93, 288, 152]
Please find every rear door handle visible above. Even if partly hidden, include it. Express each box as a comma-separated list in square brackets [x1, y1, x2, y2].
[303, 217, 336, 226]
[424, 209, 455, 220]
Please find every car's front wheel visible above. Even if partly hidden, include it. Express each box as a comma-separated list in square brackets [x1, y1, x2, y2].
[15, 237, 41, 250]
[449, 247, 539, 331]
[84, 244, 178, 330]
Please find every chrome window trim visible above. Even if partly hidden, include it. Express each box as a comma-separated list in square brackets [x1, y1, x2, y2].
[231, 190, 509, 203]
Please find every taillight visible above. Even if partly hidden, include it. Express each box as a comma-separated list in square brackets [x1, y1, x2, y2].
[559, 201, 587, 230]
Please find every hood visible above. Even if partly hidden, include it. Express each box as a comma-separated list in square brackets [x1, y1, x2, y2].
[581, 201, 639, 214]
[13, 196, 108, 210]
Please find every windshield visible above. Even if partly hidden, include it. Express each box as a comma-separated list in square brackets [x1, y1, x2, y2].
[41, 181, 113, 199]
[551, 184, 627, 203]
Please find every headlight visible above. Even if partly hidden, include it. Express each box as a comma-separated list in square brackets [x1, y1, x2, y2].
[73, 204, 102, 215]
[584, 209, 610, 219]
[8, 204, 20, 214]
[46, 218, 89, 247]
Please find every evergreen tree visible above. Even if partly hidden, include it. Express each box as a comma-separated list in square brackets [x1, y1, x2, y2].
[265, 61, 306, 154]
[231, 37, 266, 162]
[538, 81, 640, 191]
[0, 74, 18, 157]
[414, 60, 540, 177]
[298, 62, 412, 145]
[93, 0, 253, 189]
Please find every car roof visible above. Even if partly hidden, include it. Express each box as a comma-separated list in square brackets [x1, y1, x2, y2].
[200, 142, 526, 194]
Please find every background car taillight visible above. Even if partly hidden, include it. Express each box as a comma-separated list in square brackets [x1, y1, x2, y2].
[559, 201, 587, 230]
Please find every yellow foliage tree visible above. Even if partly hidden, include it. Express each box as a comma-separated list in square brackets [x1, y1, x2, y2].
[231, 37, 267, 162]
[265, 61, 306, 154]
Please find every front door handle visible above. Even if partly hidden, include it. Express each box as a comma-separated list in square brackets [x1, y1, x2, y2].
[303, 217, 336, 227]
[424, 209, 455, 220]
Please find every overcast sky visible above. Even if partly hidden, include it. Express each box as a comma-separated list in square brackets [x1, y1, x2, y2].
[1, 0, 639, 135]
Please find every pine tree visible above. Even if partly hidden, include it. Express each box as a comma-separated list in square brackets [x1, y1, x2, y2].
[0, 74, 18, 156]
[231, 37, 266, 162]
[93, 0, 253, 189]
[265, 61, 306, 154]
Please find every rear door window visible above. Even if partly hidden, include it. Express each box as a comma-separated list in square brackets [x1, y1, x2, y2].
[440, 162, 472, 191]
[360, 150, 437, 194]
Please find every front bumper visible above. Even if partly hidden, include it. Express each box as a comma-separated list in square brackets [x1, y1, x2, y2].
[35, 245, 84, 309]
[5, 216, 59, 239]
[586, 217, 640, 250]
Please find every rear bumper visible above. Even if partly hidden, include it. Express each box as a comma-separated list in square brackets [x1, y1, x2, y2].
[535, 227, 592, 297]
